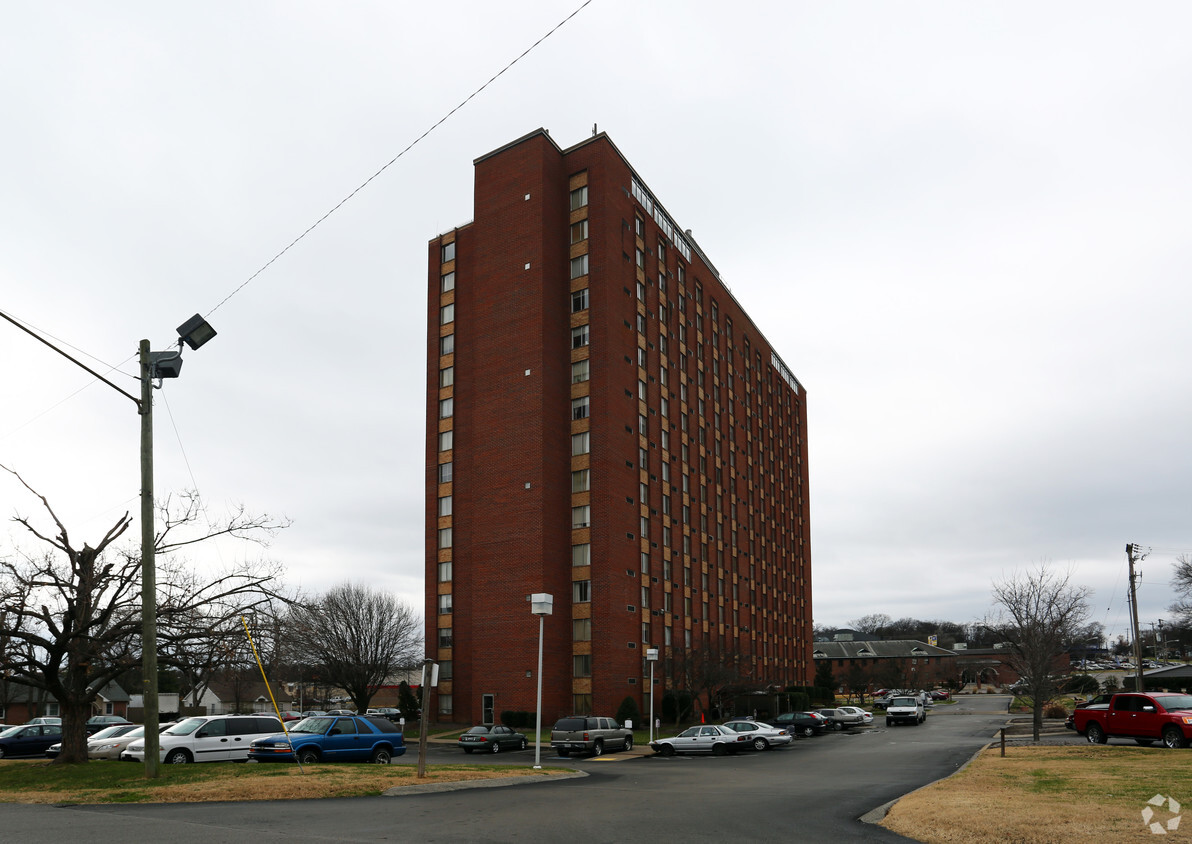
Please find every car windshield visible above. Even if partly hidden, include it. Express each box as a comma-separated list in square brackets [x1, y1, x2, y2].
[0, 726, 20, 738]
[1158, 695, 1192, 711]
[290, 717, 334, 735]
[163, 718, 206, 736]
[465, 726, 490, 735]
[89, 725, 129, 740]
[891, 697, 916, 706]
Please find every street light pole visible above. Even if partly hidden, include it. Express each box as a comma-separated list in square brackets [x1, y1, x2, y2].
[139, 340, 160, 778]
[530, 593, 553, 770]
[646, 648, 658, 745]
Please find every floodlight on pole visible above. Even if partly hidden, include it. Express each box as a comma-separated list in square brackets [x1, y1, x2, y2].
[530, 593, 553, 770]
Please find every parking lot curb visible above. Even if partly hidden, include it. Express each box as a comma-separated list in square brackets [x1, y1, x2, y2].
[383, 770, 588, 796]
[858, 736, 997, 826]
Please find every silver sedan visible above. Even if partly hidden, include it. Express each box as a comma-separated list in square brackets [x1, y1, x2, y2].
[650, 725, 750, 756]
[721, 720, 793, 750]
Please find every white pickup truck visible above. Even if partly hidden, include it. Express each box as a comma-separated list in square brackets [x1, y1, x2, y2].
[885, 695, 926, 726]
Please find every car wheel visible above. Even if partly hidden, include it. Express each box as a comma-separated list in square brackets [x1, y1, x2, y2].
[298, 748, 321, 764]
[463, 747, 474, 754]
[659, 743, 676, 757]
[165, 749, 191, 765]
[752, 737, 769, 751]
[1162, 727, 1186, 749]
[491, 741, 500, 754]
[591, 739, 604, 758]
[801, 726, 814, 737]
[886, 719, 893, 727]
[0, 747, 7, 760]
[712, 742, 728, 756]
[1086, 723, 1107, 744]
[370, 748, 392, 764]
[520, 737, 527, 751]
[623, 735, 633, 752]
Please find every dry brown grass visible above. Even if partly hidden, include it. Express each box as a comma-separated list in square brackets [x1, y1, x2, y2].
[881, 745, 1192, 843]
[0, 760, 564, 805]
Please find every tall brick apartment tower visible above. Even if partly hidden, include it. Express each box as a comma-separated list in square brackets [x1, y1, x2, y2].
[426, 129, 811, 726]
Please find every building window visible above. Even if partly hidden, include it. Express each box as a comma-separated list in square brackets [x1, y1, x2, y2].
[571, 325, 590, 349]
[440, 303, 454, 325]
[571, 359, 590, 383]
[637, 314, 646, 334]
[572, 431, 590, 456]
[438, 430, 453, 452]
[438, 594, 453, 614]
[439, 366, 454, 388]
[570, 254, 589, 279]
[440, 333, 454, 355]
[641, 551, 649, 573]
[438, 628, 453, 648]
[439, 397, 453, 419]
[571, 396, 589, 420]
[438, 561, 452, 582]
[438, 660, 453, 680]
[572, 287, 589, 313]
[438, 495, 452, 517]
[572, 580, 591, 603]
[635, 216, 645, 237]
[441, 242, 455, 262]
[438, 694, 453, 715]
[572, 694, 592, 715]
[573, 654, 592, 677]
[572, 505, 590, 528]
[438, 462, 453, 483]
[572, 543, 590, 566]
[571, 219, 588, 243]
[637, 281, 646, 302]
[573, 618, 591, 641]
[638, 347, 647, 367]
[571, 469, 590, 493]
[441, 271, 455, 292]
[636, 248, 645, 269]
[438, 527, 452, 549]
[658, 242, 667, 262]
[570, 186, 588, 211]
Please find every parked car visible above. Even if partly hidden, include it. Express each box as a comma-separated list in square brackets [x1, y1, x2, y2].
[300, 710, 327, 718]
[367, 707, 403, 722]
[886, 695, 926, 726]
[248, 715, 406, 764]
[25, 717, 63, 726]
[761, 711, 827, 737]
[86, 715, 133, 735]
[277, 711, 304, 722]
[835, 705, 874, 726]
[0, 723, 63, 758]
[44, 723, 143, 760]
[123, 714, 285, 764]
[325, 709, 356, 716]
[550, 716, 634, 757]
[930, 690, 951, 701]
[721, 719, 792, 750]
[818, 708, 866, 730]
[457, 725, 528, 754]
[650, 725, 750, 756]
[1073, 692, 1192, 748]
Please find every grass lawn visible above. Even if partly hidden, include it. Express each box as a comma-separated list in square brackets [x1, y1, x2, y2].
[882, 745, 1192, 843]
[0, 759, 564, 805]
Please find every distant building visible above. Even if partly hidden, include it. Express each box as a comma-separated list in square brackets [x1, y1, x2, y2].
[0, 681, 129, 723]
[812, 640, 956, 690]
[425, 129, 813, 725]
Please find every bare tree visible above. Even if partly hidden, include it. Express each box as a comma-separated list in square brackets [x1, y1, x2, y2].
[989, 565, 1091, 741]
[849, 613, 892, 638]
[1169, 554, 1192, 626]
[287, 583, 421, 713]
[0, 465, 288, 763]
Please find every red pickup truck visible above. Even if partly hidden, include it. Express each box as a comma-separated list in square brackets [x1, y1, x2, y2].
[1072, 692, 1192, 748]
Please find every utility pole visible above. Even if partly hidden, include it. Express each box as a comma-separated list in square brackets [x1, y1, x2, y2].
[139, 340, 160, 779]
[1127, 543, 1146, 694]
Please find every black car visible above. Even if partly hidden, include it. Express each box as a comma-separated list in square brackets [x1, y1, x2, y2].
[457, 725, 528, 754]
[761, 711, 827, 737]
[0, 723, 64, 758]
[86, 715, 133, 735]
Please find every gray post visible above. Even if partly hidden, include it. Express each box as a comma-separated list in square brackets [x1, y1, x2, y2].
[139, 340, 159, 778]
[416, 658, 432, 778]
[534, 612, 545, 769]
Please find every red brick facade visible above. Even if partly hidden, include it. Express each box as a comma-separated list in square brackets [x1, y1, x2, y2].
[426, 130, 812, 726]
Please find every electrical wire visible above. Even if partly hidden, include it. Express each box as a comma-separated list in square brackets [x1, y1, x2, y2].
[203, 0, 595, 321]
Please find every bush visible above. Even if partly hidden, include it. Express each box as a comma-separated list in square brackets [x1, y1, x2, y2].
[616, 695, 642, 727]
[662, 691, 693, 723]
[1044, 702, 1068, 718]
[1063, 674, 1099, 695]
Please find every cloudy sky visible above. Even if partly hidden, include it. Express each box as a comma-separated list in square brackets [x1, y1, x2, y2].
[2, 1, 1189, 648]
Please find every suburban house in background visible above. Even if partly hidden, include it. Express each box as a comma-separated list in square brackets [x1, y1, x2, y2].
[0, 680, 129, 723]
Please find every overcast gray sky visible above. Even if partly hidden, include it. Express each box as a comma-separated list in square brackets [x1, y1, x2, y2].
[2, 1, 1189, 649]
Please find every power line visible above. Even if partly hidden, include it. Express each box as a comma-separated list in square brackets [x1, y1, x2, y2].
[204, 0, 595, 321]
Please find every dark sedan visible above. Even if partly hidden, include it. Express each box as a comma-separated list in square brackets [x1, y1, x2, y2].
[761, 711, 827, 737]
[0, 723, 64, 758]
[248, 714, 406, 764]
[457, 725, 529, 754]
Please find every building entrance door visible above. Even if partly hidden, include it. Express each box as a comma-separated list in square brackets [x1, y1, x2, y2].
[482, 694, 495, 725]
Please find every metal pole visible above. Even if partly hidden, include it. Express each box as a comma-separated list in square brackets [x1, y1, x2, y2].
[534, 613, 545, 769]
[649, 660, 655, 744]
[139, 340, 160, 778]
[416, 658, 432, 778]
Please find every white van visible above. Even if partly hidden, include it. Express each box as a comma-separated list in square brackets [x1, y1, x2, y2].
[123, 715, 284, 764]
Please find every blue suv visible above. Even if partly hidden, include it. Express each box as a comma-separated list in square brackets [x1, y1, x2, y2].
[249, 714, 406, 764]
